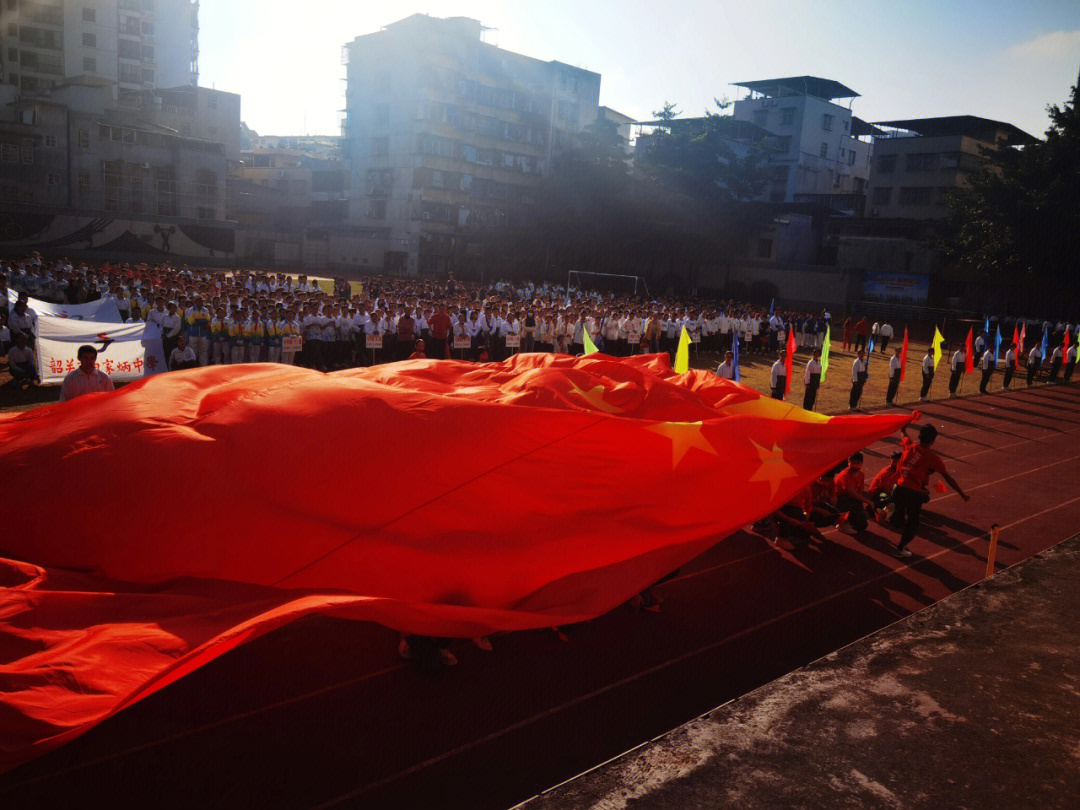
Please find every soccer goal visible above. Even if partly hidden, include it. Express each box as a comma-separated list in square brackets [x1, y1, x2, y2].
[566, 271, 650, 299]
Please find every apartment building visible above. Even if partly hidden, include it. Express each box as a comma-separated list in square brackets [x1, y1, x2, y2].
[0, 79, 237, 220]
[343, 13, 601, 275]
[732, 76, 874, 209]
[0, 0, 198, 107]
[866, 116, 1037, 220]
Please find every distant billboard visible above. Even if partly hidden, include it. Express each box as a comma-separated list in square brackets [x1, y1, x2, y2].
[862, 271, 929, 303]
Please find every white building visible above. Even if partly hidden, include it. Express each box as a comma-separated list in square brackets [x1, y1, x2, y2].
[732, 76, 874, 211]
[0, 0, 198, 108]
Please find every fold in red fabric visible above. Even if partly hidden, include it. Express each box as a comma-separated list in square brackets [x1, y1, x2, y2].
[1, 353, 914, 772]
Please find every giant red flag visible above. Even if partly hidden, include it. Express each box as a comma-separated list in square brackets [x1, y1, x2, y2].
[899, 327, 909, 382]
[0, 355, 913, 771]
[784, 327, 796, 395]
[965, 327, 974, 374]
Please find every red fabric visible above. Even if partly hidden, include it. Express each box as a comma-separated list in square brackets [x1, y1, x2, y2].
[1012, 326, 1020, 356]
[1019, 324, 1026, 358]
[784, 328, 796, 395]
[1065, 329, 1071, 349]
[897, 440, 947, 492]
[0, 354, 913, 772]
[964, 327, 974, 374]
[899, 327, 909, 382]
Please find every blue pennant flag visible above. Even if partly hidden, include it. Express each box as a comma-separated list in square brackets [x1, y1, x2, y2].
[733, 333, 741, 382]
[1041, 328, 1049, 359]
[985, 316, 991, 335]
[866, 335, 875, 367]
[994, 326, 1002, 365]
[768, 298, 775, 317]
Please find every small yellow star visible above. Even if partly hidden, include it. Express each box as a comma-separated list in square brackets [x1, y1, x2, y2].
[568, 381, 624, 414]
[748, 439, 799, 498]
[646, 421, 719, 468]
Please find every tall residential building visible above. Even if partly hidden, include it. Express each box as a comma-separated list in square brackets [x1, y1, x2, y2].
[732, 76, 875, 210]
[866, 116, 1037, 220]
[343, 13, 601, 276]
[0, 0, 198, 107]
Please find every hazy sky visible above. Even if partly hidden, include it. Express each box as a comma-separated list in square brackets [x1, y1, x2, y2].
[200, 0, 1080, 139]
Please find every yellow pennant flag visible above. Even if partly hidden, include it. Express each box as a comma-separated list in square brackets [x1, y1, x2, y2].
[820, 324, 831, 381]
[932, 326, 945, 370]
[583, 327, 599, 355]
[674, 326, 691, 373]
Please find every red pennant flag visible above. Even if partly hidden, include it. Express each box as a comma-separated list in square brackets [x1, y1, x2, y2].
[1065, 329, 1071, 349]
[784, 327, 796, 395]
[899, 327, 909, 382]
[964, 327, 974, 374]
[1019, 323, 1026, 358]
[1012, 325, 1020, 355]
[0, 355, 914, 772]
[934, 479, 949, 493]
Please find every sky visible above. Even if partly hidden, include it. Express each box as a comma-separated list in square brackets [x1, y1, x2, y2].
[199, 0, 1080, 139]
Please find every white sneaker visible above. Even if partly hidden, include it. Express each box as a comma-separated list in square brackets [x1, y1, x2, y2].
[440, 649, 458, 666]
[398, 638, 411, 659]
[884, 502, 896, 521]
[893, 548, 913, 558]
[472, 636, 493, 652]
[836, 521, 857, 536]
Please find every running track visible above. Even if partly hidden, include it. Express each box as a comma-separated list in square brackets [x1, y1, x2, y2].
[4, 383, 1079, 809]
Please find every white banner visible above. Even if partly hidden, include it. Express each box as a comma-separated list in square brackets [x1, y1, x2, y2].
[35, 313, 167, 384]
[8, 289, 122, 322]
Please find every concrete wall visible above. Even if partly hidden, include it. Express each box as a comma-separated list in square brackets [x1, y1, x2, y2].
[721, 262, 858, 310]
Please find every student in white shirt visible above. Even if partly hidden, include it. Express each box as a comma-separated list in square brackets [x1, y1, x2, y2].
[769, 352, 787, 401]
[849, 350, 868, 410]
[6, 332, 38, 384]
[1002, 343, 1018, 390]
[1062, 343, 1076, 383]
[885, 346, 903, 405]
[978, 348, 995, 393]
[1026, 344, 1042, 387]
[920, 347, 936, 400]
[948, 346, 966, 397]
[803, 348, 822, 411]
[169, 334, 198, 370]
[59, 345, 115, 402]
[1047, 344, 1064, 384]
[717, 351, 735, 380]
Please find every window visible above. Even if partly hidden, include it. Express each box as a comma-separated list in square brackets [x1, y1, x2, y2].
[141, 68, 153, 83]
[849, 149, 857, 165]
[104, 197, 118, 212]
[753, 109, 768, 128]
[905, 153, 936, 172]
[876, 154, 896, 174]
[77, 171, 91, 193]
[757, 238, 773, 259]
[142, 45, 154, 60]
[899, 186, 933, 206]
[937, 187, 953, 206]
[871, 187, 892, 206]
[1, 144, 17, 162]
[822, 114, 834, 131]
[77, 128, 89, 148]
[775, 135, 791, 153]
[820, 142, 828, 159]
[372, 136, 389, 156]
[83, 7, 95, 21]
[83, 57, 96, 73]
[431, 170, 444, 188]
[47, 173, 60, 185]
[780, 107, 795, 125]
[20, 144, 32, 164]
[82, 33, 96, 48]
[44, 135, 56, 148]
[367, 199, 386, 219]
[207, 94, 217, 109]
[118, 39, 140, 59]
[940, 153, 959, 169]
[7, 48, 16, 62]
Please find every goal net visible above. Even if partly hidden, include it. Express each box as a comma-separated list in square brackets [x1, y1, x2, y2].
[566, 271, 650, 300]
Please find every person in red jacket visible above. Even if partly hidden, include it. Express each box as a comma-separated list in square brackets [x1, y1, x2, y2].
[855, 317, 869, 351]
[869, 451, 903, 520]
[409, 339, 427, 360]
[891, 424, 969, 558]
[834, 452, 874, 535]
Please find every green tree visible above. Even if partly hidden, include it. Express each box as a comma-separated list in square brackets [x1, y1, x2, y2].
[941, 81, 1080, 311]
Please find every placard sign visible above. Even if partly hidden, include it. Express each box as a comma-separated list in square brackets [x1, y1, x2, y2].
[366, 334, 383, 349]
[505, 334, 521, 348]
[690, 331, 701, 344]
[453, 336, 471, 350]
[282, 336, 303, 353]
[628, 331, 641, 345]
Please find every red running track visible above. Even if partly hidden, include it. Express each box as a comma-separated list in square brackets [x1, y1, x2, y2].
[3, 383, 1079, 809]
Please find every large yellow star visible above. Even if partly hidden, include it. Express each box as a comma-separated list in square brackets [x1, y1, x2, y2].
[748, 439, 799, 498]
[568, 382, 624, 414]
[646, 421, 719, 468]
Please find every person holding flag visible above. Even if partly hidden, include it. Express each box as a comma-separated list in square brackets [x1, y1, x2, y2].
[849, 349, 868, 410]
[716, 350, 736, 380]
[1027, 341, 1043, 386]
[978, 344, 995, 393]
[885, 345, 903, 405]
[732, 332, 741, 381]
[803, 347, 822, 411]
[920, 345, 935, 401]
[769, 352, 787, 400]
[1064, 340, 1077, 383]
[948, 340, 966, 397]
[1047, 341, 1064, 384]
[1002, 342, 1018, 390]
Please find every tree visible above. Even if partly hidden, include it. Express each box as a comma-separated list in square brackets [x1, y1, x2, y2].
[941, 80, 1080, 313]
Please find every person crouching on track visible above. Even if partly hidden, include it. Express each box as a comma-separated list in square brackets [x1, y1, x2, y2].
[834, 452, 874, 536]
[869, 451, 903, 522]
